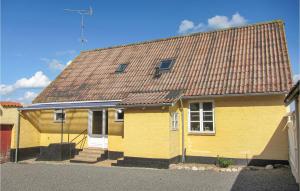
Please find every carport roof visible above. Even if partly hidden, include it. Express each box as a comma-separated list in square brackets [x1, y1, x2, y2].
[19, 100, 120, 111]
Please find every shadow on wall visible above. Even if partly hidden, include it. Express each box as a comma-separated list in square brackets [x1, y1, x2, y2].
[246, 115, 289, 166]
[231, 115, 298, 190]
[22, 111, 42, 132]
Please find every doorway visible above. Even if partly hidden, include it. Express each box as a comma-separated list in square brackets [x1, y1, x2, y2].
[88, 109, 108, 148]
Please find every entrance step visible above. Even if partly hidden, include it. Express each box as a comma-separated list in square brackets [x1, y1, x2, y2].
[70, 148, 107, 164]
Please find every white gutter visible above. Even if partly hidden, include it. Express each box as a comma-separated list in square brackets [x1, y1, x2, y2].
[30, 100, 122, 105]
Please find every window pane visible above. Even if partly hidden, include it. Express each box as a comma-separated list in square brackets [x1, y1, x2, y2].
[203, 122, 214, 132]
[191, 122, 200, 131]
[203, 102, 213, 111]
[190, 112, 200, 121]
[203, 112, 213, 121]
[190, 103, 200, 111]
[56, 113, 65, 121]
[117, 112, 124, 120]
[160, 60, 172, 70]
[116, 64, 128, 73]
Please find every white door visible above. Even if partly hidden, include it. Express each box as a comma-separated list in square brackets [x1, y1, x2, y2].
[88, 109, 108, 148]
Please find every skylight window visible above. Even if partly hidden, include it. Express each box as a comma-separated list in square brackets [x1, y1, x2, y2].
[115, 63, 128, 73]
[159, 59, 174, 71]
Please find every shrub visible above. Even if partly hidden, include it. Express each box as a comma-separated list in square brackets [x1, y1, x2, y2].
[217, 157, 233, 168]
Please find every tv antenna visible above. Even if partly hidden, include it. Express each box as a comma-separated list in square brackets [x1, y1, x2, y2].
[64, 6, 93, 46]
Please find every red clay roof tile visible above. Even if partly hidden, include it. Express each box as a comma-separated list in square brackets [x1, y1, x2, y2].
[0, 102, 22, 108]
[33, 20, 293, 104]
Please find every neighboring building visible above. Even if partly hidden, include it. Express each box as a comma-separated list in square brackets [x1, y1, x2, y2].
[0, 101, 22, 163]
[16, 20, 293, 168]
[285, 81, 300, 182]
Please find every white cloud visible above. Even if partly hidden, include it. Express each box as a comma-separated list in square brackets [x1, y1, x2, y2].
[49, 59, 65, 70]
[0, 85, 15, 95]
[42, 58, 72, 71]
[18, 91, 38, 102]
[66, 60, 72, 66]
[178, 12, 247, 34]
[178, 20, 195, 34]
[293, 74, 300, 83]
[15, 71, 51, 88]
[0, 71, 51, 95]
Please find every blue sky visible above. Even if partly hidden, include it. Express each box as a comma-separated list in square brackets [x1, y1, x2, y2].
[1, 0, 299, 103]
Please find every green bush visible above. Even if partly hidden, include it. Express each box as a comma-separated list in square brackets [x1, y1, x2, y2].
[217, 157, 233, 168]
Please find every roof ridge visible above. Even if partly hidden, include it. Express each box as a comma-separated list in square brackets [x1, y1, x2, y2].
[82, 20, 284, 53]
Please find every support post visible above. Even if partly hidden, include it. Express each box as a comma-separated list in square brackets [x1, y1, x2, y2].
[15, 111, 21, 163]
[61, 109, 64, 144]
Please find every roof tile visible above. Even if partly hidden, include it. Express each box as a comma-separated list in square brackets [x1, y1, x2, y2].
[34, 20, 293, 104]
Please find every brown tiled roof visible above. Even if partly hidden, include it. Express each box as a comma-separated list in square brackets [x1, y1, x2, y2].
[118, 90, 182, 106]
[34, 20, 293, 104]
[0, 101, 22, 108]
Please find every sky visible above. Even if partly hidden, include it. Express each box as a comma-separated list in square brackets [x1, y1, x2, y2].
[1, 0, 299, 104]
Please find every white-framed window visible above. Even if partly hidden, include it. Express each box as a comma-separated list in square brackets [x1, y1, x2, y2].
[115, 109, 124, 122]
[170, 112, 179, 130]
[54, 110, 66, 122]
[188, 101, 214, 133]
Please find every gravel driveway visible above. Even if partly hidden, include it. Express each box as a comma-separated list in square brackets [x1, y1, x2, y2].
[1, 163, 298, 191]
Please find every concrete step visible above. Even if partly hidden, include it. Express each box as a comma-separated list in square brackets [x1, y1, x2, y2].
[70, 155, 99, 163]
[82, 148, 106, 154]
[78, 152, 101, 158]
[70, 148, 108, 164]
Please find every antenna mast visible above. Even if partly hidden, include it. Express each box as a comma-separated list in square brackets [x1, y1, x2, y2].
[64, 6, 93, 46]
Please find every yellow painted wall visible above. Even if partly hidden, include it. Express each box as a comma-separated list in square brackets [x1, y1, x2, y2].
[16, 108, 124, 150]
[124, 107, 170, 158]
[0, 106, 19, 148]
[108, 108, 124, 152]
[18, 111, 41, 148]
[122, 95, 288, 161]
[182, 95, 288, 160]
[13, 94, 288, 162]
[38, 109, 89, 149]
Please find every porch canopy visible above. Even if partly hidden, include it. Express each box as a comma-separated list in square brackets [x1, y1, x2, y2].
[15, 100, 120, 162]
[19, 100, 120, 111]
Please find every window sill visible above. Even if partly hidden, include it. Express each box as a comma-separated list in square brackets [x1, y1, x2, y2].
[188, 132, 215, 136]
[115, 120, 124, 122]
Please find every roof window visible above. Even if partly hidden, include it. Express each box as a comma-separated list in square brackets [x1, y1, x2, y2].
[159, 59, 174, 71]
[115, 63, 128, 73]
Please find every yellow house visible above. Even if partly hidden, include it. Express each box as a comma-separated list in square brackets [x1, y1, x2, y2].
[14, 20, 293, 168]
[0, 102, 22, 162]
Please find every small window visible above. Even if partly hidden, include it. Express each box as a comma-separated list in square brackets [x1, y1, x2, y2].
[159, 59, 173, 71]
[54, 110, 65, 122]
[115, 109, 124, 121]
[171, 112, 179, 130]
[115, 64, 128, 73]
[189, 102, 214, 133]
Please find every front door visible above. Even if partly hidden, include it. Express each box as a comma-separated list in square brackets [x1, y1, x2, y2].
[88, 109, 108, 148]
[0, 124, 13, 163]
